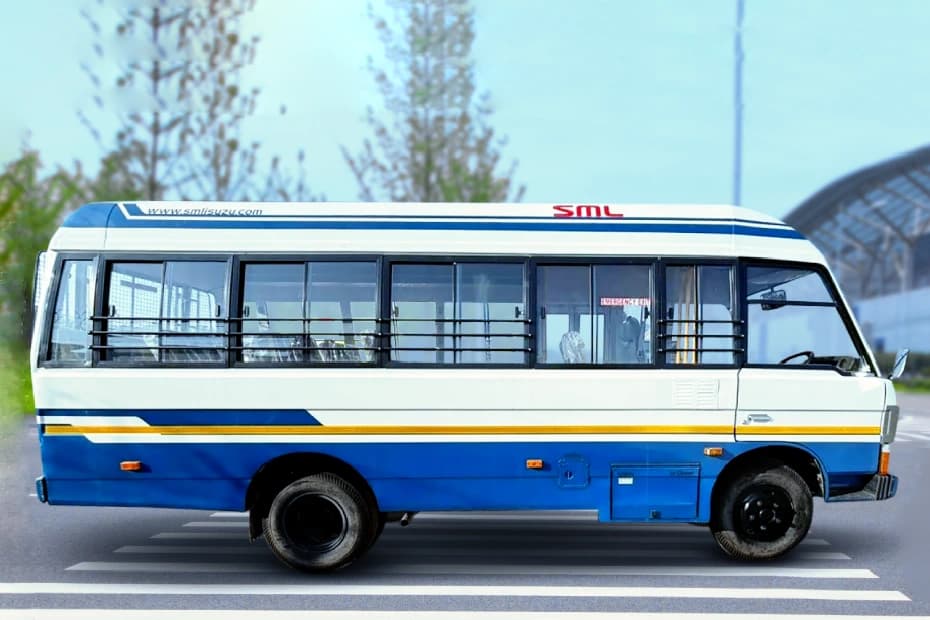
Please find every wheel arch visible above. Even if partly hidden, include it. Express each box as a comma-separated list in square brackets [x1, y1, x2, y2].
[244, 452, 378, 541]
[712, 444, 826, 509]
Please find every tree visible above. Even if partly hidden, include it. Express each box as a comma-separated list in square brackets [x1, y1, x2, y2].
[0, 152, 83, 348]
[80, 0, 316, 201]
[343, 0, 524, 203]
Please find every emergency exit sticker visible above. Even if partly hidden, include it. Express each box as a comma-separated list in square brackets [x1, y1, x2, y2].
[600, 297, 649, 307]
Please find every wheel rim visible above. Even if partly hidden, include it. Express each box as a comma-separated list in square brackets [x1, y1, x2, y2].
[282, 493, 348, 553]
[735, 484, 795, 542]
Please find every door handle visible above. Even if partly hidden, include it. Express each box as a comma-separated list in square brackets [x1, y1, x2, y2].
[743, 413, 772, 425]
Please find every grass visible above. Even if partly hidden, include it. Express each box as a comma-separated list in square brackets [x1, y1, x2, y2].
[894, 377, 930, 393]
[0, 342, 33, 434]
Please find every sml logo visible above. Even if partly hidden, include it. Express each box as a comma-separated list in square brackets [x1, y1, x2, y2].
[552, 205, 624, 218]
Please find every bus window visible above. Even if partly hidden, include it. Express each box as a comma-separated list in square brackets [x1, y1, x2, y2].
[455, 263, 527, 364]
[161, 262, 227, 363]
[391, 264, 454, 364]
[48, 259, 95, 364]
[241, 263, 305, 364]
[593, 265, 651, 364]
[537, 266, 591, 364]
[105, 263, 163, 363]
[664, 265, 737, 365]
[537, 264, 652, 365]
[104, 261, 227, 364]
[746, 266, 866, 370]
[307, 262, 379, 363]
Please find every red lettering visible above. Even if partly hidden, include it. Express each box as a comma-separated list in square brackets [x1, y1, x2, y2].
[552, 205, 625, 218]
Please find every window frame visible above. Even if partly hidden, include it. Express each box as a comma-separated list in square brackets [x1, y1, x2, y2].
[532, 256, 658, 370]
[39, 252, 99, 368]
[94, 253, 234, 370]
[383, 255, 532, 369]
[232, 254, 383, 369]
[655, 257, 742, 370]
[739, 258, 876, 375]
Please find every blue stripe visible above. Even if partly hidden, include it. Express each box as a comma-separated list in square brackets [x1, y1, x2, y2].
[61, 203, 804, 240]
[38, 408, 321, 426]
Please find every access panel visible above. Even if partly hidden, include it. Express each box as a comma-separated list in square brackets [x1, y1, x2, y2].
[610, 463, 700, 521]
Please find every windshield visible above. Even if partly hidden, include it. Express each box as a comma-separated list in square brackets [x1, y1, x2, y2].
[745, 266, 869, 372]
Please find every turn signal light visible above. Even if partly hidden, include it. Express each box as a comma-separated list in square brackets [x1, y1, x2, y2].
[120, 460, 143, 472]
[526, 459, 544, 470]
[879, 450, 890, 476]
[703, 447, 724, 457]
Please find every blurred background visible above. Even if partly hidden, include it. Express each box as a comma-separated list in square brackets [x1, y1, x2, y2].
[2, 0, 930, 427]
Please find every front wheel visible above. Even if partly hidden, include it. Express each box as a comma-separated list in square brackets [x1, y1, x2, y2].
[711, 463, 812, 560]
[264, 473, 374, 572]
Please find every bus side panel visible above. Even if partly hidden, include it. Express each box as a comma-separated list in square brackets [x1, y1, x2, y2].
[37, 433, 881, 519]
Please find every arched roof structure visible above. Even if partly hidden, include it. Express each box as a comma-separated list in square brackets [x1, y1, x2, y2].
[784, 145, 930, 299]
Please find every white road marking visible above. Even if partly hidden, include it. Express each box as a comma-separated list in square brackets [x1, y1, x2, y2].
[0, 582, 909, 601]
[182, 521, 248, 528]
[375, 532, 832, 547]
[0, 611, 922, 620]
[63, 561, 876, 578]
[209, 511, 247, 518]
[151, 532, 246, 540]
[112, 544, 849, 562]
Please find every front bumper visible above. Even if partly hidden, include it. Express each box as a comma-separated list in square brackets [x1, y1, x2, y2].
[828, 473, 898, 502]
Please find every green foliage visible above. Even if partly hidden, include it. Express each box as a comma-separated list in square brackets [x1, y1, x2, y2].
[0, 343, 32, 428]
[0, 151, 83, 348]
[343, 0, 524, 202]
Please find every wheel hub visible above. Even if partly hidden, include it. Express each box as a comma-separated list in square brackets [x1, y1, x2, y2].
[736, 484, 794, 542]
[282, 493, 348, 553]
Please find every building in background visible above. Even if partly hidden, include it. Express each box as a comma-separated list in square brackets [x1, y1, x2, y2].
[784, 145, 930, 354]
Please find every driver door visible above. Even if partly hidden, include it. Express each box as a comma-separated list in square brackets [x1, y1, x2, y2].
[735, 264, 885, 442]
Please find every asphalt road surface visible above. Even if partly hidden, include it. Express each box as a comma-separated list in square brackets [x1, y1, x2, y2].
[2, 395, 930, 619]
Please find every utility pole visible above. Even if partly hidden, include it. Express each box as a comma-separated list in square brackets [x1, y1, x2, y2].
[733, 0, 745, 206]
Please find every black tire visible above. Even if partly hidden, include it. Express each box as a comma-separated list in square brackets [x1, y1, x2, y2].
[710, 463, 812, 560]
[264, 473, 373, 572]
[366, 512, 387, 551]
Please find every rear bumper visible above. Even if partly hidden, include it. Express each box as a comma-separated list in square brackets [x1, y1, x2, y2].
[35, 476, 48, 503]
[828, 473, 898, 502]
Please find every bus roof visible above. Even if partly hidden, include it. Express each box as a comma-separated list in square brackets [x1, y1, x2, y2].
[49, 201, 824, 263]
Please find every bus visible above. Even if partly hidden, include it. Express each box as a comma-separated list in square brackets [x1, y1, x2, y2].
[30, 201, 905, 572]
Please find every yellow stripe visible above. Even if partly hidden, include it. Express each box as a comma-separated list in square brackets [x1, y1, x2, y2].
[737, 426, 880, 436]
[45, 424, 735, 436]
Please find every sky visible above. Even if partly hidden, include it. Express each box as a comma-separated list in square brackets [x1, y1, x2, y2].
[2, 0, 930, 219]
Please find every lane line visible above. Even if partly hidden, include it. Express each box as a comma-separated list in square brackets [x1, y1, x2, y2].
[149, 531, 830, 547]
[0, 612, 922, 620]
[376, 533, 832, 547]
[63, 562, 876, 578]
[152, 533, 245, 540]
[210, 512, 247, 518]
[183, 522, 248, 528]
[0, 582, 909, 601]
[112, 544, 849, 561]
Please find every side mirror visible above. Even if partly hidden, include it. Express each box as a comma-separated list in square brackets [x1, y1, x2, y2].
[889, 348, 909, 381]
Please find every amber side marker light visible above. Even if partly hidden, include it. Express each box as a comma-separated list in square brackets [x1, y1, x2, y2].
[120, 461, 143, 472]
[879, 449, 891, 476]
[703, 447, 724, 457]
[526, 459, 544, 470]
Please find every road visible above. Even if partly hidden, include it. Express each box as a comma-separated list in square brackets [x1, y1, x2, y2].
[1, 395, 929, 619]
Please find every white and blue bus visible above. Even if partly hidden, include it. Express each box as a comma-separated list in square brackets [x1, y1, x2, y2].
[30, 201, 904, 572]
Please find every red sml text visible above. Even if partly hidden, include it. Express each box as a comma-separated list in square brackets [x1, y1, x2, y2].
[552, 205, 624, 218]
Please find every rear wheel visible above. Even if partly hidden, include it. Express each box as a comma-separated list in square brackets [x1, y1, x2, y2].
[711, 463, 812, 560]
[264, 473, 374, 572]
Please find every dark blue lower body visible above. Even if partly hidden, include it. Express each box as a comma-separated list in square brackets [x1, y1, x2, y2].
[37, 433, 886, 522]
